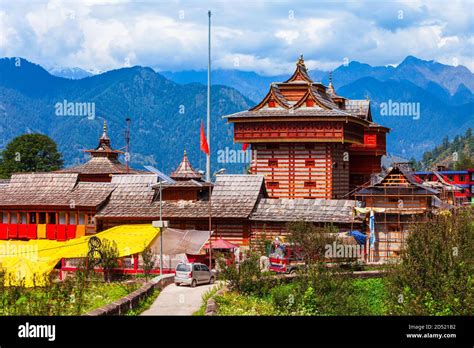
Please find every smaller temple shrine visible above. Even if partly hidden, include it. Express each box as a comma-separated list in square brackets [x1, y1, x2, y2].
[58, 121, 147, 182]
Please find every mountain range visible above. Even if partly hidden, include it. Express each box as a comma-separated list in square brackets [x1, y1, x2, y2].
[0, 58, 252, 174]
[0, 56, 472, 174]
[161, 56, 474, 158]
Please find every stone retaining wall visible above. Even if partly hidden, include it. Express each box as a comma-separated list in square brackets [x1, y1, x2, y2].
[85, 274, 174, 316]
[204, 285, 227, 316]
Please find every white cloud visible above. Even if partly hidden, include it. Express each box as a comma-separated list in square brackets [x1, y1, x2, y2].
[0, 0, 472, 73]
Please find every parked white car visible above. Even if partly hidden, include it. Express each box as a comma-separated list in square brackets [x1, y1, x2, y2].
[174, 262, 215, 287]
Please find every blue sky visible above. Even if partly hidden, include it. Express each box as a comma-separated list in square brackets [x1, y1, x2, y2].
[0, 0, 472, 74]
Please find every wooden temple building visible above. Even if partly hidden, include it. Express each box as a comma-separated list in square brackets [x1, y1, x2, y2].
[224, 55, 389, 198]
[0, 124, 361, 247]
[0, 56, 461, 263]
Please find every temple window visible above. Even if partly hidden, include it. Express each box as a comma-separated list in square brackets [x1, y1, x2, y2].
[59, 212, 67, 224]
[267, 181, 280, 189]
[304, 181, 316, 188]
[69, 213, 76, 225]
[268, 159, 278, 168]
[38, 212, 46, 224]
[29, 212, 37, 224]
[48, 212, 56, 224]
[86, 214, 95, 226]
[78, 213, 85, 225]
[305, 159, 315, 167]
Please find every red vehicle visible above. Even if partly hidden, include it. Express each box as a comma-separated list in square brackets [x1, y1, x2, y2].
[268, 237, 305, 274]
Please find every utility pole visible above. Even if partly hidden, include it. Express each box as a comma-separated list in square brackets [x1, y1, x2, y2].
[125, 118, 131, 174]
[206, 10, 211, 182]
[159, 179, 163, 275]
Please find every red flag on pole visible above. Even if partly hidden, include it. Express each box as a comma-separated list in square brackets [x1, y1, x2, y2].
[242, 143, 249, 151]
[200, 121, 210, 155]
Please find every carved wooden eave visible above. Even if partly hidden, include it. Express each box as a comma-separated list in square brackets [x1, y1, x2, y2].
[292, 86, 331, 109]
[249, 85, 290, 111]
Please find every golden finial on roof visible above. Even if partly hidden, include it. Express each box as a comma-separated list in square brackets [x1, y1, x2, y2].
[297, 54, 305, 66]
[327, 71, 336, 96]
[101, 120, 109, 139]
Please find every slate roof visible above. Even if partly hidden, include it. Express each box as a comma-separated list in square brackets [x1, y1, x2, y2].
[58, 156, 146, 175]
[0, 173, 114, 208]
[250, 198, 359, 223]
[224, 108, 354, 119]
[356, 164, 440, 196]
[96, 174, 266, 220]
[94, 175, 158, 218]
[210, 174, 266, 218]
[344, 100, 371, 120]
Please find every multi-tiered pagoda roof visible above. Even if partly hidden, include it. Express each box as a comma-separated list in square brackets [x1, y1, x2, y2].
[58, 121, 146, 180]
[225, 55, 386, 130]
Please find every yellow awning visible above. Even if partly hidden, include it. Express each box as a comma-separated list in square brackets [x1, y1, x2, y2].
[0, 224, 159, 287]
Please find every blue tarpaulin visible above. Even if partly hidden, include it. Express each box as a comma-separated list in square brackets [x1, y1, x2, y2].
[348, 230, 366, 245]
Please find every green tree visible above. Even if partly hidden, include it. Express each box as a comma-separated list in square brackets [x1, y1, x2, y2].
[287, 221, 338, 265]
[99, 239, 120, 283]
[0, 134, 63, 178]
[387, 209, 474, 315]
[141, 245, 155, 281]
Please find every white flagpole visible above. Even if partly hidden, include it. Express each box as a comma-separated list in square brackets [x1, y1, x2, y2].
[206, 10, 211, 182]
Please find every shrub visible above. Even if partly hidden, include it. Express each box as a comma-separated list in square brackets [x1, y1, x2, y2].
[386, 209, 474, 315]
[218, 252, 275, 296]
[270, 283, 300, 314]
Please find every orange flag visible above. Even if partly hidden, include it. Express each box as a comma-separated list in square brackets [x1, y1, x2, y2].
[200, 121, 209, 155]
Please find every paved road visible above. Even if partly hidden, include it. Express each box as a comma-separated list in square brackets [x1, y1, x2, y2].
[141, 282, 217, 316]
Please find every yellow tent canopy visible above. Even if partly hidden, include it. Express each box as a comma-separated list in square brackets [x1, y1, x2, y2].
[0, 224, 159, 287]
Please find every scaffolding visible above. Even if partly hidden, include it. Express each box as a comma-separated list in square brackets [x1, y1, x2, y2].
[353, 167, 455, 263]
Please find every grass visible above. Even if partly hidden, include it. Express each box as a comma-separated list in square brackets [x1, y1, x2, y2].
[80, 281, 142, 313]
[0, 280, 142, 315]
[215, 292, 276, 316]
[193, 283, 223, 316]
[213, 278, 388, 316]
[352, 278, 388, 315]
[124, 289, 160, 316]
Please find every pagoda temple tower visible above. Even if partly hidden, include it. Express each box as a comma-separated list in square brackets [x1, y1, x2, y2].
[58, 121, 146, 182]
[225, 55, 389, 199]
